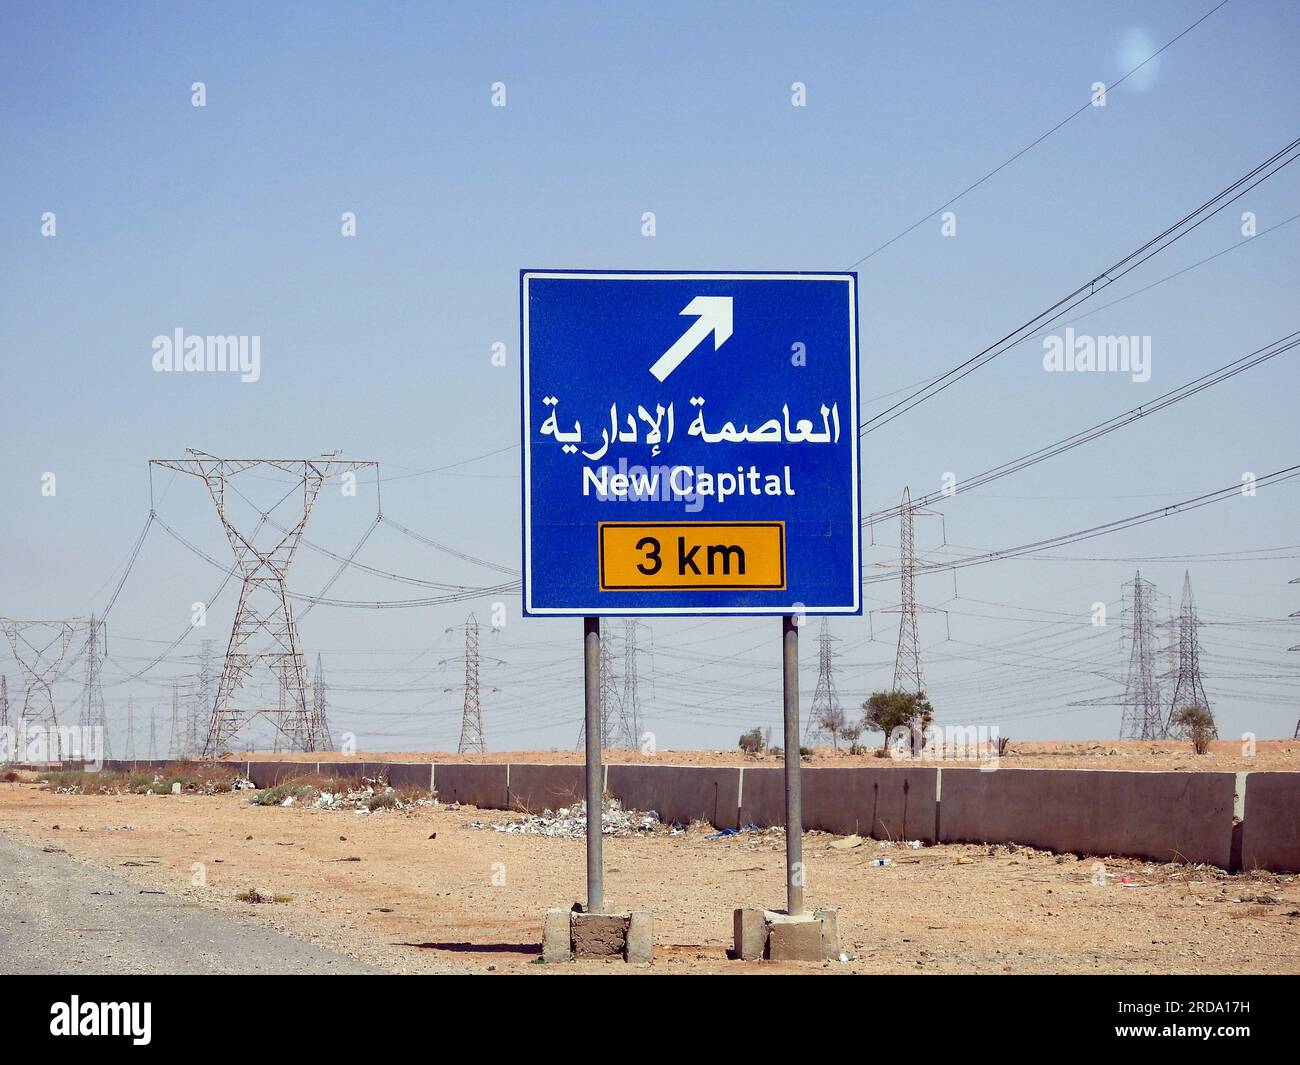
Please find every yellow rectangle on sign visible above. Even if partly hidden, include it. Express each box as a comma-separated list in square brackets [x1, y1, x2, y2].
[599, 522, 786, 591]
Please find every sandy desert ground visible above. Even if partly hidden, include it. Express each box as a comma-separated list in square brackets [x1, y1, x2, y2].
[1, 775, 1296, 975]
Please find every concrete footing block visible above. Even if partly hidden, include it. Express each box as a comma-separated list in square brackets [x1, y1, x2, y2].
[733, 907, 767, 961]
[544, 907, 653, 963]
[626, 911, 654, 964]
[571, 912, 630, 958]
[542, 908, 571, 963]
[732, 906, 842, 962]
[814, 907, 842, 959]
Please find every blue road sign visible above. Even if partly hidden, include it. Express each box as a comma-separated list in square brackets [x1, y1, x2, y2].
[521, 270, 860, 616]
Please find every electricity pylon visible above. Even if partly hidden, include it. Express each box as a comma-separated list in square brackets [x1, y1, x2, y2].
[125, 696, 136, 760]
[443, 613, 500, 754]
[0, 675, 8, 732]
[150, 450, 377, 754]
[0, 618, 84, 759]
[1165, 571, 1214, 739]
[312, 654, 333, 752]
[187, 640, 215, 757]
[611, 620, 650, 749]
[80, 615, 111, 760]
[1118, 572, 1165, 739]
[577, 619, 621, 749]
[805, 618, 843, 746]
[871, 488, 946, 700]
[1289, 575, 1299, 738]
[168, 681, 181, 759]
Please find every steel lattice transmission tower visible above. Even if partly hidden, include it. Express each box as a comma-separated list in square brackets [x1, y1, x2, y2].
[577, 619, 620, 749]
[80, 615, 112, 760]
[443, 613, 499, 754]
[1118, 572, 1165, 740]
[806, 618, 845, 746]
[187, 640, 216, 757]
[598, 623, 621, 748]
[1165, 571, 1214, 739]
[0, 675, 8, 732]
[1, 618, 84, 759]
[151, 450, 376, 755]
[168, 682, 181, 759]
[1289, 575, 1299, 738]
[125, 696, 136, 760]
[312, 654, 333, 752]
[611, 620, 650, 749]
[881, 488, 943, 696]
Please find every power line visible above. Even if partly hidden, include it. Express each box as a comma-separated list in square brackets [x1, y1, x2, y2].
[844, 0, 1233, 269]
[858, 134, 1300, 435]
[862, 464, 1300, 584]
[863, 329, 1300, 527]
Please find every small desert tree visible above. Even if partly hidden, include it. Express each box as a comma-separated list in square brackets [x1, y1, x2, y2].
[841, 722, 864, 756]
[738, 726, 766, 756]
[818, 706, 847, 751]
[862, 690, 935, 755]
[1170, 703, 1216, 755]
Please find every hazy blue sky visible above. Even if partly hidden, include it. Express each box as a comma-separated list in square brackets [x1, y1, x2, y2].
[2, 0, 1297, 753]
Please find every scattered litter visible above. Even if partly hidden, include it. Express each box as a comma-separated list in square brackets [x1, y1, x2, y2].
[829, 834, 863, 850]
[231, 777, 256, 791]
[311, 781, 433, 814]
[907, 840, 922, 849]
[476, 798, 677, 838]
[281, 795, 295, 807]
[42, 845, 66, 854]
[870, 858, 892, 867]
[705, 823, 761, 840]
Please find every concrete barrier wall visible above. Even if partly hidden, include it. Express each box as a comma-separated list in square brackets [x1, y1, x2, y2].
[1240, 771, 1300, 872]
[247, 761, 318, 788]
[19, 755, 1299, 872]
[433, 763, 509, 809]
[938, 768, 1236, 867]
[738, 766, 937, 842]
[608, 765, 741, 829]
[381, 762, 436, 792]
[807, 766, 938, 842]
[736, 767, 783, 827]
[507, 764, 586, 812]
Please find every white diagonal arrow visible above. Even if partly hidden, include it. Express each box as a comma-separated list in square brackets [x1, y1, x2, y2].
[648, 296, 733, 381]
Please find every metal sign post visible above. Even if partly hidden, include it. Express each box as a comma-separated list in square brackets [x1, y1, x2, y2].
[583, 616, 604, 913]
[782, 614, 803, 915]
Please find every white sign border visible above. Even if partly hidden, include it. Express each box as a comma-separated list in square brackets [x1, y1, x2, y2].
[521, 270, 861, 617]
